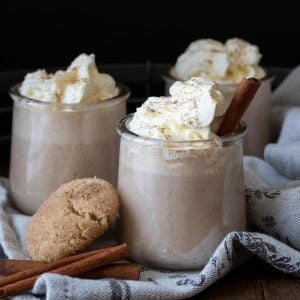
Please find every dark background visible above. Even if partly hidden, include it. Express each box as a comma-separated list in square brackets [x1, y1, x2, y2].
[0, 0, 299, 71]
[0, 0, 298, 163]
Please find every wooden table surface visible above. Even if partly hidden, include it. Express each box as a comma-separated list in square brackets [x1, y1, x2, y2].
[0, 161, 299, 299]
[198, 257, 300, 300]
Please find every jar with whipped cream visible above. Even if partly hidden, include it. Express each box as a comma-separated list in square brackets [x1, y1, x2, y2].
[9, 54, 130, 215]
[162, 38, 273, 157]
[117, 77, 247, 269]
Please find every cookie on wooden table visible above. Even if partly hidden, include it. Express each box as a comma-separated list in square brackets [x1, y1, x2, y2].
[26, 178, 119, 261]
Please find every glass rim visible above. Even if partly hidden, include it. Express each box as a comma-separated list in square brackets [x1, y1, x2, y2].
[117, 114, 247, 148]
[9, 82, 130, 109]
[161, 66, 274, 84]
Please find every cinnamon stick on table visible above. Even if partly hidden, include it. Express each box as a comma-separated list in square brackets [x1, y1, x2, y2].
[0, 259, 140, 280]
[0, 243, 129, 298]
[217, 78, 261, 136]
[80, 263, 140, 280]
[0, 247, 104, 288]
[0, 259, 43, 275]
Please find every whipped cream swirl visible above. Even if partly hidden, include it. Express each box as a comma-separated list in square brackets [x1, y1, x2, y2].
[173, 38, 265, 84]
[20, 54, 119, 104]
[129, 77, 226, 140]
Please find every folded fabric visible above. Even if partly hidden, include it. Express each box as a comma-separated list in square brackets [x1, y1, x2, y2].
[265, 108, 300, 179]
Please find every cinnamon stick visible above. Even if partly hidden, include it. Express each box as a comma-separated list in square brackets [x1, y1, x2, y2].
[0, 259, 43, 275]
[0, 248, 102, 288]
[80, 263, 140, 280]
[0, 243, 128, 297]
[217, 78, 261, 136]
[0, 259, 140, 280]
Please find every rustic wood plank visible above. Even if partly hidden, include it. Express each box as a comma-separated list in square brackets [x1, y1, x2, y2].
[261, 274, 300, 300]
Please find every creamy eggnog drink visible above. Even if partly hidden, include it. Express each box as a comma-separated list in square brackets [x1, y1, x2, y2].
[9, 54, 130, 215]
[117, 77, 246, 269]
[163, 38, 272, 157]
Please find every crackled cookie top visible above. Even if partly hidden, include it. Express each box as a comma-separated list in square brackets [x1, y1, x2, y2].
[26, 178, 119, 261]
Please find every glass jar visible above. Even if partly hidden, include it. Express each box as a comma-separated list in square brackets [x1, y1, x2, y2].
[117, 114, 247, 270]
[9, 83, 130, 215]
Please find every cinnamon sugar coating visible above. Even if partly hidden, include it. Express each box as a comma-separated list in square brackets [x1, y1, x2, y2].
[26, 178, 119, 261]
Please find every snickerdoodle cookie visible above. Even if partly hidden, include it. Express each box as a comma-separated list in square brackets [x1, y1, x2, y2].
[26, 178, 119, 261]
